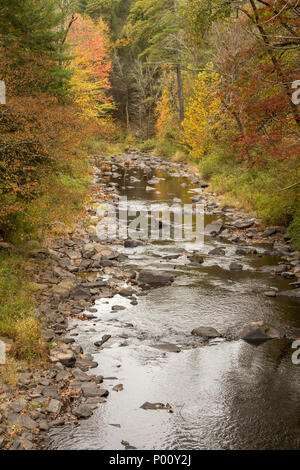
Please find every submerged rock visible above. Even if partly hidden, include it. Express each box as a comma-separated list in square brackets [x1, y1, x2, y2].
[229, 262, 243, 271]
[124, 240, 144, 248]
[138, 270, 175, 287]
[278, 288, 300, 301]
[209, 247, 226, 256]
[191, 327, 221, 338]
[239, 321, 281, 344]
[150, 343, 181, 353]
[188, 254, 204, 266]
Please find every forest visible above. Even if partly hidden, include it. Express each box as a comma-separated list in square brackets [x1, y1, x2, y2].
[0, 0, 299, 247]
[0, 0, 299, 452]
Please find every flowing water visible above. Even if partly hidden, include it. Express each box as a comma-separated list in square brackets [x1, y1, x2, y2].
[48, 156, 300, 450]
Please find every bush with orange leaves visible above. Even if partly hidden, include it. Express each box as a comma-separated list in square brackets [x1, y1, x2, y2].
[0, 93, 95, 239]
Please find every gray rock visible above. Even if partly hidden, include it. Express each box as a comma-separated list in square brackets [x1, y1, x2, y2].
[263, 227, 277, 237]
[191, 327, 221, 338]
[7, 413, 37, 431]
[10, 436, 35, 450]
[94, 335, 111, 348]
[38, 419, 49, 431]
[140, 402, 169, 410]
[205, 221, 223, 236]
[47, 399, 62, 414]
[188, 254, 204, 266]
[236, 247, 257, 255]
[75, 357, 98, 371]
[10, 398, 27, 413]
[73, 404, 94, 419]
[138, 270, 175, 287]
[50, 350, 76, 368]
[229, 262, 243, 271]
[264, 291, 277, 297]
[124, 240, 144, 248]
[239, 321, 281, 343]
[150, 343, 181, 353]
[82, 243, 96, 259]
[278, 288, 300, 301]
[209, 247, 226, 256]
[56, 370, 71, 382]
[235, 220, 255, 229]
[81, 383, 100, 397]
[113, 384, 124, 392]
[72, 369, 91, 382]
[42, 386, 59, 398]
[51, 286, 70, 300]
[112, 305, 126, 311]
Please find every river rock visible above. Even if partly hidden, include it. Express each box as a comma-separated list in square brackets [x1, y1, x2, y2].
[50, 349, 76, 368]
[150, 343, 181, 353]
[81, 383, 100, 397]
[138, 270, 175, 287]
[234, 220, 255, 229]
[229, 262, 243, 271]
[263, 227, 277, 237]
[47, 399, 62, 414]
[7, 413, 37, 431]
[188, 254, 204, 266]
[94, 335, 111, 348]
[10, 398, 27, 413]
[191, 327, 221, 338]
[73, 404, 94, 419]
[236, 247, 257, 255]
[51, 285, 71, 300]
[113, 384, 124, 392]
[239, 321, 281, 343]
[38, 419, 49, 431]
[124, 240, 144, 248]
[140, 402, 170, 410]
[209, 247, 226, 256]
[264, 291, 277, 297]
[205, 221, 223, 236]
[278, 288, 300, 301]
[82, 243, 96, 259]
[10, 436, 35, 450]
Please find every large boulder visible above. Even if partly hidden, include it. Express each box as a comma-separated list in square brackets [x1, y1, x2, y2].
[138, 270, 175, 287]
[239, 321, 281, 344]
[191, 327, 221, 338]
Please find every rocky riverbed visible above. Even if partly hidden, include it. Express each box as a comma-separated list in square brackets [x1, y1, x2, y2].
[0, 151, 299, 450]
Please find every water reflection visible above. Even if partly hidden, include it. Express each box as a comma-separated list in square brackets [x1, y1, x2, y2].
[48, 160, 300, 450]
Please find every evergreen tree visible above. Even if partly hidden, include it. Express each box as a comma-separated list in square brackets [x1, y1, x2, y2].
[0, 0, 72, 97]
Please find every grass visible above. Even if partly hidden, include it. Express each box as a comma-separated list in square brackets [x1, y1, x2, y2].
[198, 146, 300, 249]
[0, 253, 46, 362]
[0, 144, 94, 367]
[153, 133, 300, 250]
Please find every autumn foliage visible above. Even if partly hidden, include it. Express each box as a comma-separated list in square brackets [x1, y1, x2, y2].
[68, 15, 115, 120]
[0, 7, 115, 238]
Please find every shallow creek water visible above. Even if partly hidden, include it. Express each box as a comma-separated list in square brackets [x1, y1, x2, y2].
[48, 158, 300, 450]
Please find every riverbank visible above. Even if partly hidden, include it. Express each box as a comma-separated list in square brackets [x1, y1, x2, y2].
[0, 151, 299, 450]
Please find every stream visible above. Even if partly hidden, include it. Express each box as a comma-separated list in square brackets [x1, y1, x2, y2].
[48, 154, 300, 450]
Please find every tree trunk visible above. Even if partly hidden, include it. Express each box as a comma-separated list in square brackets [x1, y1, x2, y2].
[176, 64, 184, 122]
